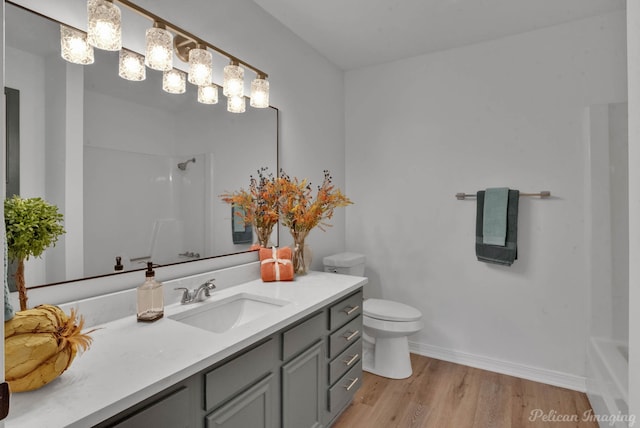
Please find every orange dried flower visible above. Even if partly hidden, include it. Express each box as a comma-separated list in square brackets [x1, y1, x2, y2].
[220, 167, 280, 231]
[278, 170, 352, 233]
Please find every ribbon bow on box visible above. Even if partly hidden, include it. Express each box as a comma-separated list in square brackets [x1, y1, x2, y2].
[259, 246, 294, 282]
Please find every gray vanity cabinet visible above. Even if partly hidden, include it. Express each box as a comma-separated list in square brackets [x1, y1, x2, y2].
[326, 291, 363, 425]
[96, 288, 363, 428]
[280, 310, 327, 428]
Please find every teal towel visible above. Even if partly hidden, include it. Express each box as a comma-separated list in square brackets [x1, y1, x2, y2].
[4, 236, 15, 320]
[482, 187, 509, 246]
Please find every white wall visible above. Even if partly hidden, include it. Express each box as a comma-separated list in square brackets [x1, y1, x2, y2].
[345, 11, 626, 387]
[626, 0, 640, 420]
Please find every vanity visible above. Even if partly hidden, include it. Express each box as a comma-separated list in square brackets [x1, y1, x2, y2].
[5, 270, 366, 428]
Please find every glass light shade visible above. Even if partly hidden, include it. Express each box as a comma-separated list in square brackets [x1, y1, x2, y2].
[188, 48, 213, 86]
[163, 69, 186, 94]
[198, 84, 219, 104]
[250, 78, 269, 108]
[223, 64, 244, 97]
[145, 26, 173, 71]
[87, 0, 122, 51]
[227, 95, 246, 113]
[118, 50, 146, 81]
[60, 26, 94, 65]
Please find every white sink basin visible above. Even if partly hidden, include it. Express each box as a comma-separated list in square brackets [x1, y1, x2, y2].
[169, 293, 290, 333]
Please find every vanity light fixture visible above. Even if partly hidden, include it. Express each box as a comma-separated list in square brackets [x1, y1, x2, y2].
[59, 0, 270, 110]
[188, 44, 213, 86]
[198, 84, 219, 104]
[250, 74, 269, 108]
[227, 95, 246, 113]
[163, 69, 186, 94]
[60, 26, 95, 65]
[87, 0, 122, 51]
[118, 49, 146, 81]
[223, 61, 244, 97]
[145, 22, 173, 71]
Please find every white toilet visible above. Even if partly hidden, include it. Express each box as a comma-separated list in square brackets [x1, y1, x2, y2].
[323, 253, 424, 379]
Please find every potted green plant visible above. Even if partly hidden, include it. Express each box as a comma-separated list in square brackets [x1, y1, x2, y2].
[4, 195, 65, 311]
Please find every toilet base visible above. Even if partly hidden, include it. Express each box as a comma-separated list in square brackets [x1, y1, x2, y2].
[362, 336, 413, 379]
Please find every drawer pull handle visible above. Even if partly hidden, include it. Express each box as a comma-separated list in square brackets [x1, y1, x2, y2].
[343, 353, 359, 366]
[345, 377, 359, 391]
[343, 330, 360, 341]
[343, 305, 360, 315]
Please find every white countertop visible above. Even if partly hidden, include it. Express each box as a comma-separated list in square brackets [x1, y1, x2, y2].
[5, 271, 367, 428]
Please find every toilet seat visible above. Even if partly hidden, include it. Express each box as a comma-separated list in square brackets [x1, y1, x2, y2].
[363, 298, 422, 322]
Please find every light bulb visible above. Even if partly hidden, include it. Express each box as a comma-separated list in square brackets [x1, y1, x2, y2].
[87, 0, 121, 51]
[145, 24, 173, 71]
[188, 46, 213, 86]
[227, 95, 246, 113]
[60, 26, 94, 65]
[198, 84, 219, 104]
[163, 69, 186, 94]
[119, 50, 146, 81]
[250, 77, 269, 108]
[223, 63, 244, 97]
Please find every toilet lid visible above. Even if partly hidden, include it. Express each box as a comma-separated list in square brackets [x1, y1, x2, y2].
[363, 298, 422, 322]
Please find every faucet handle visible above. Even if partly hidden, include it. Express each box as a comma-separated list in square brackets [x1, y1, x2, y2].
[174, 287, 192, 304]
[203, 278, 216, 290]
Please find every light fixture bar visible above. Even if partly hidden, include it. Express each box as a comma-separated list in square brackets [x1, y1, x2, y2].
[114, 0, 268, 78]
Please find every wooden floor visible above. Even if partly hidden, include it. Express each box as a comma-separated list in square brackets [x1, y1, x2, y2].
[333, 354, 598, 428]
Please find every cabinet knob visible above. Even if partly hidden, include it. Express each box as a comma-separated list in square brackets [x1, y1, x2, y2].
[343, 353, 359, 366]
[345, 377, 359, 391]
[343, 330, 360, 342]
[342, 305, 360, 315]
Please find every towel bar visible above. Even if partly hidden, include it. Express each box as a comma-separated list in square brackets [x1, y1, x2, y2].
[455, 191, 551, 200]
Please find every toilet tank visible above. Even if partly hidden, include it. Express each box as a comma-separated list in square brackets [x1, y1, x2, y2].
[323, 252, 366, 276]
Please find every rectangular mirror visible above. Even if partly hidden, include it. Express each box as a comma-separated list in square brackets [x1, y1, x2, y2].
[5, 2, 278, 288]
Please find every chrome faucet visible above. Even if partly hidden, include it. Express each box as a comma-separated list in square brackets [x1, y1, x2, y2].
[175, 278, 216, 304]
[193, 279, 216, 301]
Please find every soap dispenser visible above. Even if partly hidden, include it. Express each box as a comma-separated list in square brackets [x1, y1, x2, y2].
[137, 262, 164, 322]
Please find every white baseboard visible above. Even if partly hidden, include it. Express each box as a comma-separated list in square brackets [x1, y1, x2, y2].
[409, 341, 587, 392]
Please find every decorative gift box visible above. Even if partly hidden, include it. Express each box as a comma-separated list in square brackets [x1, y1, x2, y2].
[259, 247, 294, 282]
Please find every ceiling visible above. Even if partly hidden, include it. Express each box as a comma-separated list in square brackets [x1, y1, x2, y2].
[252, 0, 625, 70]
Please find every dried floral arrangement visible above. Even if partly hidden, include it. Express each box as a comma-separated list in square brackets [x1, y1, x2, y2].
[220, 167, 280, 247]
[278, 170, 352, 274]
[278, 169, 352, 234]
[220, 168, 352, 273]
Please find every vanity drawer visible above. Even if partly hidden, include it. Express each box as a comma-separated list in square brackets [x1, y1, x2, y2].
[282, 311, 326, 361]
[328, 360, 362, 417]
[329, 291, 363, 331]
[329, 338, 362, 385]
[329, 316, 362, 359]
[204, 338, 278, 412]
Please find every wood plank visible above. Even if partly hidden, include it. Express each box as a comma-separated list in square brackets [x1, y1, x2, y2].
[333, 354, 598, 428]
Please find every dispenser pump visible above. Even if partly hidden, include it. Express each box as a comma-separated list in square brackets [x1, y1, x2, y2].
[145, 261, 155, 277]
[137, 261, 164, 322]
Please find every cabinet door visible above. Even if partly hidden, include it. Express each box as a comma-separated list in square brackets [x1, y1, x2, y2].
[282, 341, 324, 428]
[206, 374, 276, 428]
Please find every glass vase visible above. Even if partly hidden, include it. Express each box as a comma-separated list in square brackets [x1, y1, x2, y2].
[291, 229, 312, 275]
[254, 224, 274, 248]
